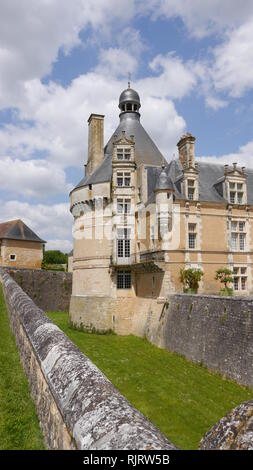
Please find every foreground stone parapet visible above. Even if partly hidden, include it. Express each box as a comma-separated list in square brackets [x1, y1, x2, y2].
[199, 400, 253, 450]
[0, 269, 176, 450]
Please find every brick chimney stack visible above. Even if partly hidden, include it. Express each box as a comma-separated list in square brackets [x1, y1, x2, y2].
[86, 114, 104, 176]
[177, 132, 196, 168]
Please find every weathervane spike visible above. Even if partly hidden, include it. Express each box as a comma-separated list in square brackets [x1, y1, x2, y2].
[128, 72, 131, 89]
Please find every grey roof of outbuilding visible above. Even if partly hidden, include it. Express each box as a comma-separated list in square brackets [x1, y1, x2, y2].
[0, 219, 45, 243]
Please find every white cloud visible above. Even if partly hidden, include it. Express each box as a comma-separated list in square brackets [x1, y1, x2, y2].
[0, 157, 70, 198]
[0, 200, 73, 252]
[140, 53, 197, 100]
[212, 19, 253, 97]
[0, 0, 137, 108]
[141, 96, 185, 158]
[0, 64, 187, 171]
[198, 139, 253, 169]
[145, 0, 253, 37]
[96, 48, 138, 78]
[46, 239, 73, 253]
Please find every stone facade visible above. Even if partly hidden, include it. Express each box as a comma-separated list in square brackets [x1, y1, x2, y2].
[0, 269, 176, 450]
[143, 293, 253, 388]
[5, 268, 72, 311]
[69, 85, 253, 334]
[0, 239, 43, 269]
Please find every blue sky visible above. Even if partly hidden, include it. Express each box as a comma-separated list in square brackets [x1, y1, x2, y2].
[1, 0, 253, 251]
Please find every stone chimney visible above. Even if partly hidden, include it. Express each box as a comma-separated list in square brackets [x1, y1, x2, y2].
[177, 133, 196, 168]
[86, 114, 104, 176]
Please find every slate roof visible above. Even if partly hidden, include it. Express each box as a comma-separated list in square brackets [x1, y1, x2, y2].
[71, 86, 253, 205]
[0, 219, 45, 243]
[72, 112, 167, 193]
[147, 159, 253, 204]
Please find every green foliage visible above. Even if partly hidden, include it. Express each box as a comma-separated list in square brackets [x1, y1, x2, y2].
[215, 268, 234, 291]
[220, 287, 234, 297]
[47, 311, 253, 450]
[0, 286, 45, 449]
[180, 268, 204, 293]
[43, 263, 66, 272]
[42, 250, 67, 266]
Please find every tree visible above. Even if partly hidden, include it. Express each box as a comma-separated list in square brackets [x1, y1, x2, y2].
[179, 268, 204, 293]
[42, 250, 68, 271]
[215, 267, 234, 295]
[43, 250, 68, 265]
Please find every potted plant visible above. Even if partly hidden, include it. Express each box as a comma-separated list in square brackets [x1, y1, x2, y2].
[215, 267, 234, 296]
[179, 268, 203, 294]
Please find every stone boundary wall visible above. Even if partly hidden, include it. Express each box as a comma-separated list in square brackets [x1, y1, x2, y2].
[144, 293, 253, 388]
[4, 267, 72, 312]
[0, 269, 176, 450]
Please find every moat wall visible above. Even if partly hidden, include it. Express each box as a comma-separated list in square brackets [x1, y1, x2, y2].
[143, 293, 253, 388]
[4, 267, 72, 311]
[0, 269, 175, 450]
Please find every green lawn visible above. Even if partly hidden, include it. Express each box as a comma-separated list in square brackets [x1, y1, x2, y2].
[47, 311, 253, 450]
[0, 284, 45, 450]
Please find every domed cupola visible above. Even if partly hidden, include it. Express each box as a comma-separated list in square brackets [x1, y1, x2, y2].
[119, 82, 141, 116]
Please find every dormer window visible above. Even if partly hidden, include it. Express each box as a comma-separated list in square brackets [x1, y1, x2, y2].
[117, 147, 131, 161]
[187, 179, 195, 200]
[229, 182, 245, 204]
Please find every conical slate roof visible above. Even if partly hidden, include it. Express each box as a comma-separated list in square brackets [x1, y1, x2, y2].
[104, 113, 166, 166]
[73, 87, 166, 192]
[154, 165, 174, 191]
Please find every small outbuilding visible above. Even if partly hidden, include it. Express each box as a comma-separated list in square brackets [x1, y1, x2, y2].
[0, 219, 45, 269]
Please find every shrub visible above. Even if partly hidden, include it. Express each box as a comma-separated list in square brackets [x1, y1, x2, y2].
[215, 268, 234, 296]
[42, 250, 68, 265]
[179, 268, 204, 294]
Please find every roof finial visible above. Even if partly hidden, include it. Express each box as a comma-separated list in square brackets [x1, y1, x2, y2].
[128, 72, 131, 89]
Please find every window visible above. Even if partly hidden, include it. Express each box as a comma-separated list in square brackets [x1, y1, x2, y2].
[188, 223, 197, 249]
[117, 271, 131, 289]
[237, 193, 243, 204]
[124, 173, 131, 186]
[188, 188, 194, 200]
[116, 171, 131, 187]
[117, 172, 123, 186]
[233, 267, 247, 291]
[117, 147, 131, 160]
[117, 228, 131, 258]
[117, 198, 131, 214]
[230, 192, 235, 203]
[239, 233, 245, 251]
[231, 221, 246, 251]
[9, 254, 16, 261]
[187, 179, 195, 200]
[229, 182, 244, 204]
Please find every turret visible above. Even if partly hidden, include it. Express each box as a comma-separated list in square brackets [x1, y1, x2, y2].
[154, 165, 174, 241]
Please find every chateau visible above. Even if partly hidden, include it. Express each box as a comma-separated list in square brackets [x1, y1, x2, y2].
[69, 85, 253, 333]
